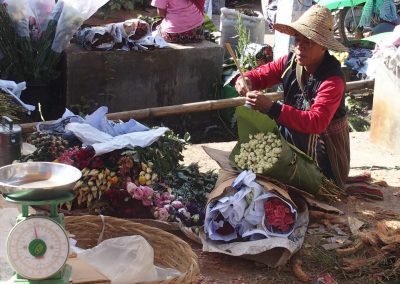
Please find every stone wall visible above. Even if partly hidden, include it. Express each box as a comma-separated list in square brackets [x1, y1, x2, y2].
[64, 41, 224, 114]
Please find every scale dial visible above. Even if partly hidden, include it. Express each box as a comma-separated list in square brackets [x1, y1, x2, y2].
[6, 217, 69, 280]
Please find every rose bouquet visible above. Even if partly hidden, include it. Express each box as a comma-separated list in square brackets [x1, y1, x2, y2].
[263, 197, 296, 235]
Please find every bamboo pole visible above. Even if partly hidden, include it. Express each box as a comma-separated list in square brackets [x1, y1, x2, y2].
[20, 79, 375, 134]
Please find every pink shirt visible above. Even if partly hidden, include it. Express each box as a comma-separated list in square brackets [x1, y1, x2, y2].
[151, 0, 204, 33]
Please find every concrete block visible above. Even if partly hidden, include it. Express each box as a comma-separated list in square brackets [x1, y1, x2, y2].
[64, 41, 224, 113]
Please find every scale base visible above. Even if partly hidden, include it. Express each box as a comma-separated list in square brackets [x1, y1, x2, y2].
[9, 264, 71, 284]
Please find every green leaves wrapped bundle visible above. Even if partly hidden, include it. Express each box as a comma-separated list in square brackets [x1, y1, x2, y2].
[229, 106, 344, 201]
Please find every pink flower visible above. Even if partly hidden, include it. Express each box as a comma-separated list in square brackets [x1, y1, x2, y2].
[155, 198, 163, 208]
[141, 186, 154, 200]
[161, 192, 171, 201]
[142, 198, 153, 206]
[158, 207, 170, 221]
[171, 200, 184, 209]
[133, 187, 143, 200]
[126, 182, 138, 196]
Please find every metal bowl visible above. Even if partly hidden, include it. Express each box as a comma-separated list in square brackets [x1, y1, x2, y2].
[0, 162, 82, 201]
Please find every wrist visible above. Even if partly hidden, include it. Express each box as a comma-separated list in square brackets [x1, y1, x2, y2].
[266, 102, 282, 119]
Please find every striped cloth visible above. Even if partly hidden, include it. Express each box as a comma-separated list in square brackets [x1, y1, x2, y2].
[321, 115, 350, 189]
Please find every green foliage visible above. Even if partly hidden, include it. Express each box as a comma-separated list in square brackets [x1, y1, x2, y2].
[204, 15, 217, 33]
[68, 96, 99, 117]
[121, 130, 190, 178]
[162, 163, 218, 205]
[137, 15, 162, 26]
[345, 94, 371, 132]
[99, 0, 151, 17]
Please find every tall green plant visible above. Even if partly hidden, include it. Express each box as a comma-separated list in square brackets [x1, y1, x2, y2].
[235, 15, 257, 71]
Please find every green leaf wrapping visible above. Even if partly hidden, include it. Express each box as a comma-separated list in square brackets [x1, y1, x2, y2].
[229, 106, 324, 195]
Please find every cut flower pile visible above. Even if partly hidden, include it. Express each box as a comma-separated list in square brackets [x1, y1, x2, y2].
[20, 126, 218, 229]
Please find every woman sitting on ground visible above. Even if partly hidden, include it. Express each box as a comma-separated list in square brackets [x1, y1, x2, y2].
[151, 0, 205, 43]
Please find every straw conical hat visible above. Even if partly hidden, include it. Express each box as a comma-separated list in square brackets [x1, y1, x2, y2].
[274, 4, 348, 52]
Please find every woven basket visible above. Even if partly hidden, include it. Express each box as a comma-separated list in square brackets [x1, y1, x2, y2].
[65, 215, 200, 284]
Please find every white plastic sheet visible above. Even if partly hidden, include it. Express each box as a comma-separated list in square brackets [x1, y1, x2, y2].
[76, 236, 181, 283]
[0, 79, 34, 113]
[65, 122, 168, 156]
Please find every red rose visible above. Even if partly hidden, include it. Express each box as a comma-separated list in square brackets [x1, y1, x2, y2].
[264, 197, 295, 233]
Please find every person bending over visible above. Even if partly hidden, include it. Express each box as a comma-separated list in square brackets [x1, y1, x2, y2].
[235, 5, 351, 188]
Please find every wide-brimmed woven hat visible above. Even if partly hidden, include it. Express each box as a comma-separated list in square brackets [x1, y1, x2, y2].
[274, 4, 348, 52]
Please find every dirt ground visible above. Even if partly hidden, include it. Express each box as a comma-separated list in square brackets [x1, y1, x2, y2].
[182, 131, 400, 283]
[0, 134, 398, 283]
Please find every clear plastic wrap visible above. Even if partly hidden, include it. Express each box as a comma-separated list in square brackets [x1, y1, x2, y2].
[51, 0, 110, 53]
[28, 0, 55, 32]
[4, 0, 31, 37]
[76, 236, 181, 283]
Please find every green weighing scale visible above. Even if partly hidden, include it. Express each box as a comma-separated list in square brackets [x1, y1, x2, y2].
[0, 162, 82, 283]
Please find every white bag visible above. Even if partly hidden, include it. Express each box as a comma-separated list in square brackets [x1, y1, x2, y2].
[77, 236, 181, 283]
[51, 0, 110, 53]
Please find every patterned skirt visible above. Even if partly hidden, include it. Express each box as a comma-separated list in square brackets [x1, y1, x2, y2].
[161, 24, 204, 44]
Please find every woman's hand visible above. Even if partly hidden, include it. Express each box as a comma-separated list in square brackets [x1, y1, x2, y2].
[246, 91, 273, 113]
[235, 76, 252, 96]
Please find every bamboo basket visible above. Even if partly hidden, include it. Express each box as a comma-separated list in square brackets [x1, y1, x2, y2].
[65, 215, 200, 284]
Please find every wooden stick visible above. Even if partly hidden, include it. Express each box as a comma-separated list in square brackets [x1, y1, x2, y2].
[225, 43, 250, 91]
[20, 79, 375, 134]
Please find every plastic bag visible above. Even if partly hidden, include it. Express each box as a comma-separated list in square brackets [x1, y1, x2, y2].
[51, 0, 110, 53]
[4, 0, 32, 37]
[77, 235, 181, 283]
[28, 0, 55, 32]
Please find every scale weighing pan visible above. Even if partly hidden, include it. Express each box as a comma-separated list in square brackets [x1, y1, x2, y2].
[0, 162, 82, 201]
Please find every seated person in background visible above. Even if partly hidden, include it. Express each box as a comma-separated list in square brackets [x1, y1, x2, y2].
[151, 0, 205, 43]
[235, 5, 350, 188]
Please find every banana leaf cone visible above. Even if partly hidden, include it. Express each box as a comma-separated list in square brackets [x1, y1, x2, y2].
[229, 106, 344, 201]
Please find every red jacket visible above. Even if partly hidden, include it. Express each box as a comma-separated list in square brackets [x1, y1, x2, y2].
[243, 54, 345, 134]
